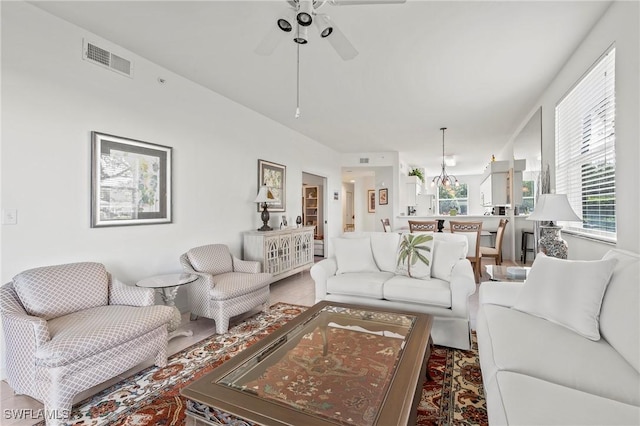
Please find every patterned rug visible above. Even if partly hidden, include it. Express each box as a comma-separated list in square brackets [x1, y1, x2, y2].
[50, 303, 487, 426]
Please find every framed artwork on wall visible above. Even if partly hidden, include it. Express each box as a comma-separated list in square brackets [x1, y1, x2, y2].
[257, 159, 286, 212]
[379, 188, 388, 205]
[368, 189, 376, 213]
[91, 132, 172, 227]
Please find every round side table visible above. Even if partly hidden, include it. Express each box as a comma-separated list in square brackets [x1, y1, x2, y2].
[136, 273, 197, 340]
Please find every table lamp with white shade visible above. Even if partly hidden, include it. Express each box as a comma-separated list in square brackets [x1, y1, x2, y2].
[527, 193, 581, 259]
[254, 184, 278, 231]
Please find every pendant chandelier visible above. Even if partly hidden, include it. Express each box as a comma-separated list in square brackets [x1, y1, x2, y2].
[431, 127, 459, 188]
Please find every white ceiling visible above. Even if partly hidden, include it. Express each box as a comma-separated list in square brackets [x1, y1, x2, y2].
[31, 0, 611, 175]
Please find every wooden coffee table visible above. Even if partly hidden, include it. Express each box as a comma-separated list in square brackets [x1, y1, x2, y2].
[181, 301, 433, 426]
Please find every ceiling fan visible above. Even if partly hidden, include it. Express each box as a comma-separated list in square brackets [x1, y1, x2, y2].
[255, 0, 406, 61]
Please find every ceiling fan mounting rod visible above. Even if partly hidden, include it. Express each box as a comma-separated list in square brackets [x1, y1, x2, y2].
[288, 0, 328, 11]
[295, 43, 301, 118]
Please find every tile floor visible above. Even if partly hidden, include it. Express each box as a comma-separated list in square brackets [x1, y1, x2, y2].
[0, 258, 512, 426]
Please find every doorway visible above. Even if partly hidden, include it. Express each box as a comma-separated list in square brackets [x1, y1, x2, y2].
[302, 172, 327, 259]
[344, 187, 354, 232]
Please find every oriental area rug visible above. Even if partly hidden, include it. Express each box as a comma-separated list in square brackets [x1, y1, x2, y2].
[46, 303, 487, 426]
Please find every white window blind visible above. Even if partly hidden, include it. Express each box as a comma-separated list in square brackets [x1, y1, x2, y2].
[555, 46, 616, 242]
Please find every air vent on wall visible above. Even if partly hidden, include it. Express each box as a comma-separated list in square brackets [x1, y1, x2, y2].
[83, 39, 133, 78]
[359, 158, 370, 164]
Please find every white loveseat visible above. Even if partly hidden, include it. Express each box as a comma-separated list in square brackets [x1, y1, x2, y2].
[477, 249, 640, 425]
[310, 231, 477, 350]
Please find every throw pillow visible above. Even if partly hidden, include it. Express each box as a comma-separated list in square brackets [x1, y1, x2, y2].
[369, 232, 402, 273]
[431, 239, 467, 281]
[396, 232, 434, 280]
[512, 253, 618, 340]
[333, 237, 379, 275]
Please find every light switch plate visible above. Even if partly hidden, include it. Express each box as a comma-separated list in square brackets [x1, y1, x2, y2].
[2, 209, 17, 225]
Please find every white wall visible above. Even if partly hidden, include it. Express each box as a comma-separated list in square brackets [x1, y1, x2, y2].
[459, 174, 486, 216]
[373, 167, 395, 228]
[0, 2, 343, 377]
[356, 175, 376, 231]
[516, 1, 639, 257]
[341, 152, 400, 224]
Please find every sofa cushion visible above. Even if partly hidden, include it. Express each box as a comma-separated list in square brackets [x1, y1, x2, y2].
[431, 239, 467, 281]
[478, 304, 640, 406]
[599, 249, 640, 372]
[37, 304, 173, 368]
[13, 262, 109, 320]
[187, 244, 234, 275]
[383, 275, 450, 307]
[395, 232, 434, 280]
[512, 253, 617, 340]
[491, 371, 640, 426]
[333, 237, 379, 275]
[326, 272, 394, 299]
[209, 272, 272, 301]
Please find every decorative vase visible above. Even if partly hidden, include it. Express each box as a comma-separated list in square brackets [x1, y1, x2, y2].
[538, 225, 568, 259]
[449, 208, 457, 216]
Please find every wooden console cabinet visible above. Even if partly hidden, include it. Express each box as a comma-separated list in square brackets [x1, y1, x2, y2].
[243, 226, 315, 282]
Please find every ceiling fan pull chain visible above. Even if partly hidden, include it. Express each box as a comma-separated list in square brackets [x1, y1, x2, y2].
[295, 41, 301, 118]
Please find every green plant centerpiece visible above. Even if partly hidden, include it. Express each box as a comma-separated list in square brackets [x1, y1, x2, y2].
[408, 168, 425, 184]
[397, 233, 433, 278]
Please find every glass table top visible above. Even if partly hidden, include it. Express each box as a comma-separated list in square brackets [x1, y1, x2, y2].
[217, 305, 416, 426]
[485, 265, 531, 282]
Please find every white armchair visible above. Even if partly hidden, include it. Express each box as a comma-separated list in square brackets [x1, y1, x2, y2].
[0, 262, 174, 425]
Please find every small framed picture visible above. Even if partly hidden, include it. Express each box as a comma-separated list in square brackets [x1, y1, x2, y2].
[379, 188, 388, 205]
[257, 159, 286, 212]
[368, 190, 376, 213]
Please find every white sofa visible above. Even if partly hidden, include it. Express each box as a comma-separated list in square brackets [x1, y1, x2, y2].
[310, 231, 477, 350]
[477, 249, 640, 425]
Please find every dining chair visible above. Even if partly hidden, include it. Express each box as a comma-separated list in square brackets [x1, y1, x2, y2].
[449, 221, 483, 283]
[480, 219, 509, 265]
[408, 220, 439, 232]
[381, 218, 391, 232]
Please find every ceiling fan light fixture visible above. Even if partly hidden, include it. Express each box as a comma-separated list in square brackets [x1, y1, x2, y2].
[297, 12, 313, 26]
[315, 14, 334, 38]
[294, 25, 309, 44]
[296, 0, 314, 26]
[277, 17, 293, 32]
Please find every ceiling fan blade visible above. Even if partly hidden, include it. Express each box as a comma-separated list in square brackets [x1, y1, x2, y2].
[330, 0, 406, 5]
[254, 23, 285, 56]
[325, 20, 359, 60]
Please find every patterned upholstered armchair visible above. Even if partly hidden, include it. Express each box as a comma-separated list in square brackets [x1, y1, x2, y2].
[0, 262, 174, 424]
[180, 244, 271, 334]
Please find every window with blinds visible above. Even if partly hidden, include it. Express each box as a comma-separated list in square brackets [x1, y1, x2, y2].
[555, 46, 616, 242]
